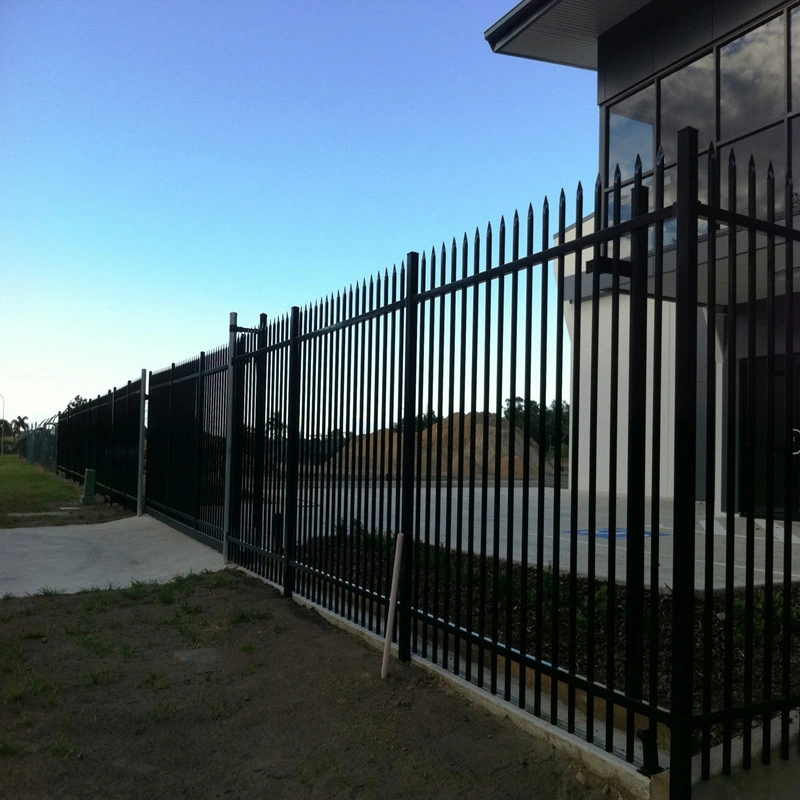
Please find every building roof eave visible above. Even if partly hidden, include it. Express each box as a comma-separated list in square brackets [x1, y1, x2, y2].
[484, 0, 652, 71]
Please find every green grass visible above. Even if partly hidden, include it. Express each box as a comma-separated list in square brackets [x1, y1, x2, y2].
[0, 457, 78, 518]
[47, 738, 78, 758]
[0, 454, 134, 528]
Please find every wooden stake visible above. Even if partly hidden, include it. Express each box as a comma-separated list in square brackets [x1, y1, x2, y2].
[381, 532, 405, 679]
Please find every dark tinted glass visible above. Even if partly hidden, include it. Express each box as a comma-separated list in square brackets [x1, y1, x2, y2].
[660, 53, 715, 164]
[720, 15, 785, 142]
[793, 7, 800, 111]
[793, 118, 799, 227]
[720, 124, 786, 218]
[608, 85, 655, 183]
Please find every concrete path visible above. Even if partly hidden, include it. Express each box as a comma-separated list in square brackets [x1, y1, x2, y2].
[0, 515, 224, 597]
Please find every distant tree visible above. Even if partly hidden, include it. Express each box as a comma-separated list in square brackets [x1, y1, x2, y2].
[265, 411, 286, 440]
[391, 409, 439, 432]
[417, 409, 439, 431]
[0, 419, 10, 437]
[545, 399, 570, 458]
[65, 395, 88, 412]
[503, 397, 540, 438]
[503, 397, 569, 457]
[11, 415, 28, 440]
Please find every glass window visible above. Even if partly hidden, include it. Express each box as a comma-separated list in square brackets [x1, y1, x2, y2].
[606, 175, 658, 223]
[608, 85, 655, 183]
[793, 7, 800, 111]
[720, 15, 785, 142]
[660, 53, 715, 165]
[661, 163, 710, 237]
[719, 124, 786, 219]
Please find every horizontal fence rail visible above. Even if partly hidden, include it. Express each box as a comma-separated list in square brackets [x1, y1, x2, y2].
[55, 128, 800, 798]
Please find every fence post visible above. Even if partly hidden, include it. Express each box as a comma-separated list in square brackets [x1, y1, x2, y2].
[625, 161, 649, 750]
[283, 307, 302, 598]
[137, 369, 146, 516]
[252, 315, 268, 557]
[193, 353, 205, 527]
[671, 126, 699, 799]
[222, 312, 238, 562]
[399, 252, 419, 662]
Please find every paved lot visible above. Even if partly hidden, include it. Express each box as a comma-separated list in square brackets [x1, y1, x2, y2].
[0, 515, 223, 597]
[295, 482, 800, 589]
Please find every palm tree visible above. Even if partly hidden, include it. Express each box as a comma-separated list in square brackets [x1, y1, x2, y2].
[11, 415, 28, 440]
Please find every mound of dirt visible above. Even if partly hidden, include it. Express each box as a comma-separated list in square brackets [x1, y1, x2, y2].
[329, 412, 553, 479]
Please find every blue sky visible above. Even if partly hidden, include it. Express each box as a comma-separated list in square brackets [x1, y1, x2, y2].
[0, 1, 598, 425]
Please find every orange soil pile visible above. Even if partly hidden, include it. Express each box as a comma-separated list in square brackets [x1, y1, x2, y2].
[329, 412, 552, 479]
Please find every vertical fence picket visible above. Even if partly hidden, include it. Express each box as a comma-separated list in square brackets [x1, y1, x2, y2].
[399, 253, 418, 662]
[283, 306, 302, 599]
[534, 198, 547, 719]
[626, 160, 648, 760]
[780, 168, 795, 761]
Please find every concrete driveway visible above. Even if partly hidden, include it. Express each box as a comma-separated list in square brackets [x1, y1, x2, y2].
[0, 515, 224, 597]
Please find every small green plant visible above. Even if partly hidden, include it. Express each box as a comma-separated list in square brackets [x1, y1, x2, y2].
[2, 675, 26, 703]
[240, 644, 254, 654]
[121, 579, 156, 602]
[143, 671, 170, 692]
[48, 738, 77, 758]
[167, 616, 201, 645]
[169, 572, 199, 594]
[85, 668, 118, 688]
[36, 586, 63, 597]
[0, 739, 19, 756]
[148, 698, 179, 722]
[79, 633, 111, 656]
[231, 607, 269, 625]
[157, 585, 176, 605]
[0, 640, 23, 673]
[3, 671, 58, 704]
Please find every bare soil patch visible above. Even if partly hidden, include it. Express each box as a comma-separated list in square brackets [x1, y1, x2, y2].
[1, 569, 634, 800]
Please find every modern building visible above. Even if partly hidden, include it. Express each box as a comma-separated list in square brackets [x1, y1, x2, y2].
[486, 0, 800, 517]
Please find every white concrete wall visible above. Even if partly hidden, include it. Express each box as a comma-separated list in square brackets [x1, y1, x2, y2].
[557, 218, 726, 504]
[563, 293, 677, 500]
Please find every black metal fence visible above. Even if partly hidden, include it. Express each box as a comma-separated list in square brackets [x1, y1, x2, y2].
[56, 378, 144, 509]
[18, 421, 58, 471]
[145, 346, 228, 549]
[57, 128, 800, 798]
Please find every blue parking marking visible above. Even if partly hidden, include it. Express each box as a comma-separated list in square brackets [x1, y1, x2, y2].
[569, 528, 670, 538]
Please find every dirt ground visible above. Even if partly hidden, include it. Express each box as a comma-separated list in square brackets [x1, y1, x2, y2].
[0, 569, 636, 800]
